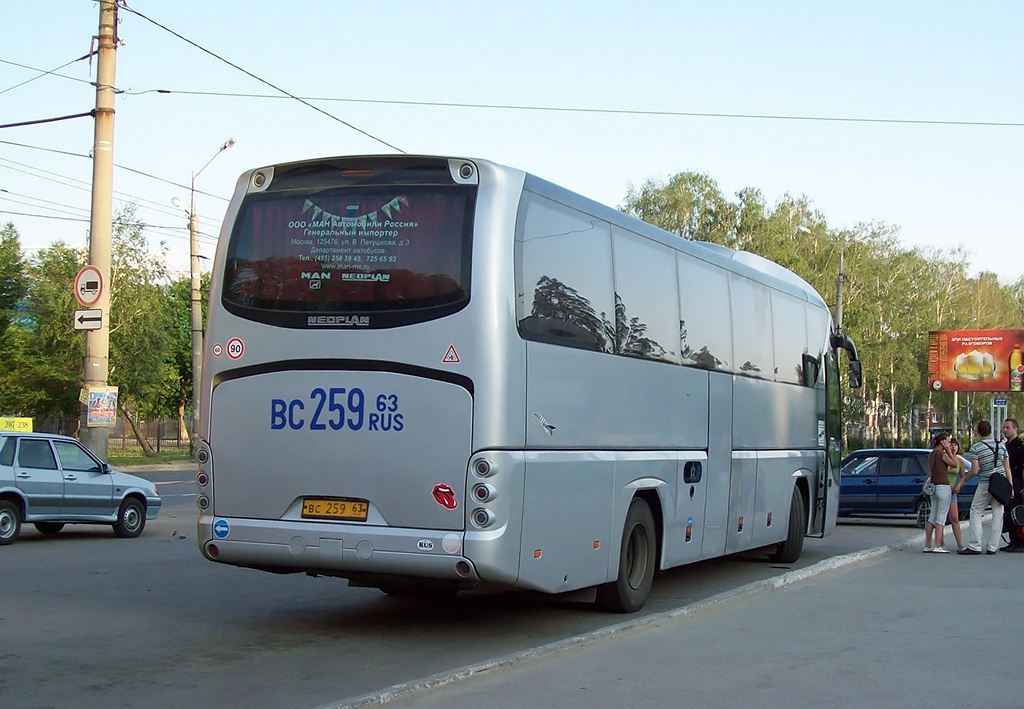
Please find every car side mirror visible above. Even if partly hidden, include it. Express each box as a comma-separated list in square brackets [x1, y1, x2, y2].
[848, 360, 863, 389]
[102, 463, 112, 474]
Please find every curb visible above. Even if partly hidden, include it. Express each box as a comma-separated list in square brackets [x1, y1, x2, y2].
[328, 529, 926, 709]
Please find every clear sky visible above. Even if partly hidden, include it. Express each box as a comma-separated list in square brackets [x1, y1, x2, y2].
[2, 1, 1022, 284]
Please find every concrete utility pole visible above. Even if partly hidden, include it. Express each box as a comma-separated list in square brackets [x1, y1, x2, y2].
[174, 138, 235, 450]
[80, 0, 118, 460]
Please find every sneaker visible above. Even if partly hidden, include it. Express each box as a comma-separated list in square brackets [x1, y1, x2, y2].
[986, 550, 997, 555]
[1000, 544, 1016, 551]
[933, 547, 951, 554]
[1006, 546, 1024, 553]
[958, 548, 982, 555]
[923, 547, 934, 553]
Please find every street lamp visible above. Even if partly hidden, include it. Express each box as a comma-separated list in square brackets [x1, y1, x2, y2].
[172, 137, 235, 448]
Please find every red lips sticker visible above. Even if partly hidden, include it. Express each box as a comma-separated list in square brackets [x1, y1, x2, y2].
[432, 483, 458, 510]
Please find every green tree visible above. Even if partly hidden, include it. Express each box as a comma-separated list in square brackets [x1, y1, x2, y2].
[161, 272, 211, 441]
[2, 207, 180, 454]
[7, 242, 85, 417]
[0, 222, 27, 333]
[622, 172, 736, 244]
[0, 223, 29, 415]
[107, 206, 174, 454]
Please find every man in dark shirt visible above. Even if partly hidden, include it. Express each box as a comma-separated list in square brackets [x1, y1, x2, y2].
[1001, 419, 1024, 551]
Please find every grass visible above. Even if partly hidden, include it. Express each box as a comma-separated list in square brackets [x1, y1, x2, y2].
[108, 451, 195, 466]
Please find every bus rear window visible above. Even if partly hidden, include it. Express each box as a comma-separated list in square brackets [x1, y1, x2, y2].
[223, 186, 474, 328]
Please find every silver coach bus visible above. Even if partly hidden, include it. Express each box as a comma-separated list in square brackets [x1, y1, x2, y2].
[196, 155, 861, 612]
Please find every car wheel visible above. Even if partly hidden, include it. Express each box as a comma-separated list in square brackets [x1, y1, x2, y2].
[916, 499, 930, 530]
[596, 497, 657, 613]
[769, 486, 807, 563]
[34, 522, 65, 535]
[113, 498, 146, 538]
[0, 500, 21, 545]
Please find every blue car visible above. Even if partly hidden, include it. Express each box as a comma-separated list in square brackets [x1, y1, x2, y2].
[839, 448, 979, 529]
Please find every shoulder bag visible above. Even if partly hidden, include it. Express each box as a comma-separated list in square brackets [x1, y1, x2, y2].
[922, 478, 936, 497]
[986, 442, 1013, 505]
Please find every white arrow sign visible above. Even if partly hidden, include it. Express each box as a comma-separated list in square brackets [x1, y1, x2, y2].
[73, 309, 103, 331]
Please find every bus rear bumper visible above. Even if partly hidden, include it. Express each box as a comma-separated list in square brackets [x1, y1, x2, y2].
[198, 514, 479, 582]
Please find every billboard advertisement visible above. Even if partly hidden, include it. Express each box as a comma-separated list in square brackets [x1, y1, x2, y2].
[928, 330, 1024, 393]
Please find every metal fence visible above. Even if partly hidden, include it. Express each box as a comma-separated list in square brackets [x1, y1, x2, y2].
[30, 417, 191, 456]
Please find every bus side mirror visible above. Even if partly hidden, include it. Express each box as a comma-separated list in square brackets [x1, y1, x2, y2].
[848, 360, 863, 389]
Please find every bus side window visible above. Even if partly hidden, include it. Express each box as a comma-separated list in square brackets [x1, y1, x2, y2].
[515, 192, 614, 354]
[729, 274, 774, 379]
[677, 255, 731, 370]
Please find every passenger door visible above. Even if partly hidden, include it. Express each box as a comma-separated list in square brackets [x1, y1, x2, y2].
[13, 438, 63, 516]
[840, 455, 878, 512]
[54, 440, 114, 517]
[876, 454, 920, 512]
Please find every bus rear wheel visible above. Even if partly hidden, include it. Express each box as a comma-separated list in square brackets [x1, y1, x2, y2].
[596, 497, 656, 613]
[769, 486, 806, 563]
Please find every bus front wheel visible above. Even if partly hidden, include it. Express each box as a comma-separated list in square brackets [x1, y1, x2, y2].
[596, 497, 656, 613]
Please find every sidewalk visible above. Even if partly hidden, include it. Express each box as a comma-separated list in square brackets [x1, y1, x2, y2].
[339, 518, 1022, 709]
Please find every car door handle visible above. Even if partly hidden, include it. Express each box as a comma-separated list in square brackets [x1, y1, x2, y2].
[913, 478, 925, 484]
[16, 473, 31, 479]
[863, 480, 876, 484]
[64, 475, 77, 481]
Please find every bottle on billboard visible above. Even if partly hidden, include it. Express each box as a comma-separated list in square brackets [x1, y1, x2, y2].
[1011, 343, 1023, 392]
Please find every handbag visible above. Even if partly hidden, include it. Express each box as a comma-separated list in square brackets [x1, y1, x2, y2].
[988, 472, 1013, 506]
[922, 478, 936, 496]
[983, 441, 1013, 506]
[1011, 505, 1024, 527]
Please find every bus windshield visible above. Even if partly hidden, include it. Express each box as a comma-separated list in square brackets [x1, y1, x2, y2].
[223, 185, 475, 327]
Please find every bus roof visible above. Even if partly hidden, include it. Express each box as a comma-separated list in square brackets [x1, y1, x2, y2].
[238, 154, 829, 311]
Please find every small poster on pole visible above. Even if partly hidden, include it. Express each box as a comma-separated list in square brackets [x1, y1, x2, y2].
[87, 386, 118, 427]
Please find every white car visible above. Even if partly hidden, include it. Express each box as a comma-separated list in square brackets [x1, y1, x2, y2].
[0, 432, 161, 545]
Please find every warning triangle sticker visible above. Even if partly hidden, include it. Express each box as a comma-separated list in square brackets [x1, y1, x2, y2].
[442, 344, 461, 364]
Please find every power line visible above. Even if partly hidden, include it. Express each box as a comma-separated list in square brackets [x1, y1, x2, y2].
[0, 190, 89, 218]
[0, 209, 88, 222]
[0, 157, 223, 228]
[124, 89, 1024, 130]
[5, 56, 1022, 130]
[0, 111, 95, 130]
[119, 2, 405, 152]
[0, 188, 219, 242]
[0, 207, 202, 234]
[0, 138, 230, 201]
[0, 53, 96, 95]
[0, 56, 97, 93]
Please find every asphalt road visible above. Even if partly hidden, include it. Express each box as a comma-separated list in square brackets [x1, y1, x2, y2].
[1, 466, 926, 709]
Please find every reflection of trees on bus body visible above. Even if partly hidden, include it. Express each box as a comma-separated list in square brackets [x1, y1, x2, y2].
[531, 275, 677, 364]
[530, 276, 609, 351]
[679, 319, 726, 370]
[605, 293, 669, 361]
